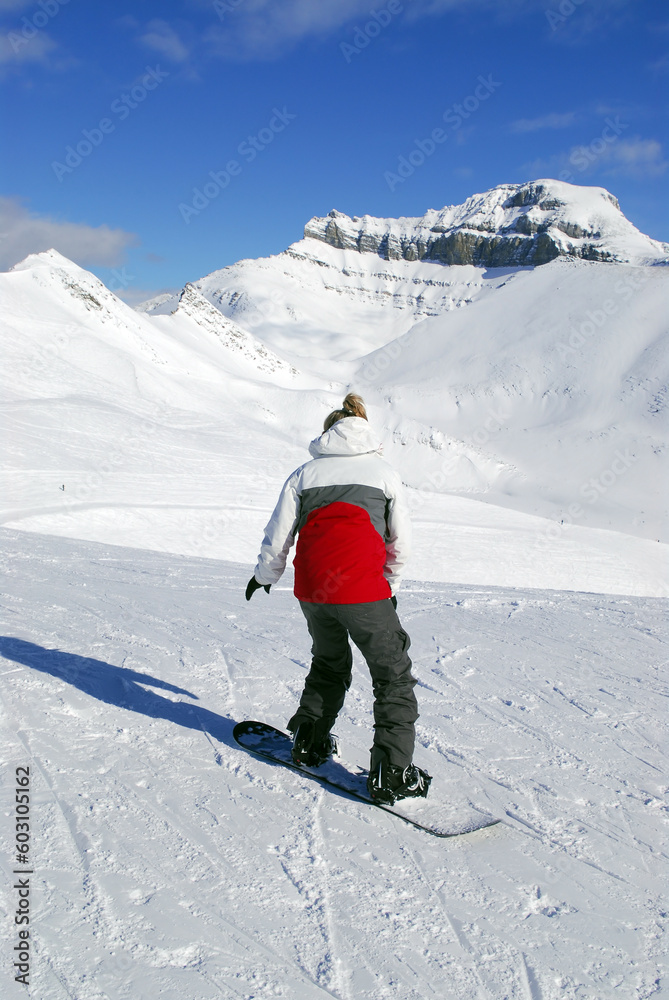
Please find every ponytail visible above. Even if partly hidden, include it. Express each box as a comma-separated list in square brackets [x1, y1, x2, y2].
[323, 392, 368, 431]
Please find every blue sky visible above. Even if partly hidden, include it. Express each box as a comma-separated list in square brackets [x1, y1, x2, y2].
[1, 0, 667, 302]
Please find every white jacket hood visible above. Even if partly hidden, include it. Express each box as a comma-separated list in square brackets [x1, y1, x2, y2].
[308, 417, 384, 459]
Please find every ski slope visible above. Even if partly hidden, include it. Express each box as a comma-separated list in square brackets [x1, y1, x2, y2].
[1, 530, 666, 999]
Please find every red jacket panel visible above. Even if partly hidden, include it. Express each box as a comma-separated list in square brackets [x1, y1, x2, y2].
[293, 502, 392, 604]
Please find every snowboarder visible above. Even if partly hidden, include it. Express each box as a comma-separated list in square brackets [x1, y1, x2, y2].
[245, 393, 430, 803]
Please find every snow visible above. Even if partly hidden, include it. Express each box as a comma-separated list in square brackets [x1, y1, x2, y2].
[1, 178, 668, 997]
[1, 530, 666, 999]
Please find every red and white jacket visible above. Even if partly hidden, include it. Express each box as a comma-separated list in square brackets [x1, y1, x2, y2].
[254, 417, 411, 603]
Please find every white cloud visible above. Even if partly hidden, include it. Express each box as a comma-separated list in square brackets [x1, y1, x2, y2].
[649, 54, 669, 74]
[199, 0, 636, 60]
[0, 2, 79, 76]
[139, 19, 191, 63]
[204, 0, 377, 60]
[0, 0, 35, 10]
[0, 29, 56, 66]
[114, 14, 139, 30]
[0, 197, 138, 271]
[202, 0, 519, 61]
[511, 112, 576, 133]
[603, 137, 667, 177]
[520, 135, 667, 184]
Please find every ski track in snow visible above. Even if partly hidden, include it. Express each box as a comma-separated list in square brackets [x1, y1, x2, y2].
[1, 528, 667, 999]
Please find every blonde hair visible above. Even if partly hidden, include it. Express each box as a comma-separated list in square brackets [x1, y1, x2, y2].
[323, 393, 368, 431]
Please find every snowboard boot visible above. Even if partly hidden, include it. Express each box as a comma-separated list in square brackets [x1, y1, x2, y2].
[367, 748, 431, 805]
[290, 718, 338, 768]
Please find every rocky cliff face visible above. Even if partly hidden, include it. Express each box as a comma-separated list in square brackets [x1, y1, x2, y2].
[303, 181, 668, 267]
[176, 282, 298, 377]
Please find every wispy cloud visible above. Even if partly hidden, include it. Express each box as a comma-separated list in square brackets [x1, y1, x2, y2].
[541, 0, 635, 43]
[521, 135, 667, 184]
[202, 0, 535, 62]
[114, 16, 199, 79]
[510, 111, 576, 133]
[648, 53, 669, 75]
[0, 0, 35, 10]
[0, 0, 78, 76]
[0, 29, 56, 67]
[139, 19, 191, 63]
[204, 0, 377, 61]
[199, 0, 637, 60]
[603, 137, 667, 177]
[0, 197, 138, 271]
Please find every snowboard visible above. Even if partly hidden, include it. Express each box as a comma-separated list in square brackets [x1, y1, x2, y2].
[232, 720, 500, 838]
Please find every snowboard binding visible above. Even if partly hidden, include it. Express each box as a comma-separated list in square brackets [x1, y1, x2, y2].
[291, 720, 338, 768]
[367, 755, 432, 805]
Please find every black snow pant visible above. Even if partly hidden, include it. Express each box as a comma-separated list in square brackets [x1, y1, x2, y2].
[290, 599, 419, 769]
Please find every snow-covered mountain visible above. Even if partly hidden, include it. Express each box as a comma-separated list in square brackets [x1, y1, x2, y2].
[137, 179, 668, 546]
[139, 179, 668, 322]
[1, 180, 667, 596]
[303, 179, 669, 267]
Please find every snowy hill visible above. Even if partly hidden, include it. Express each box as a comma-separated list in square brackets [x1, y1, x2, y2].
[0, 180, 667, 596]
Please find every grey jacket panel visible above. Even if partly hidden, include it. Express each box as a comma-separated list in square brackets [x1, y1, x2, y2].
[296, 484, 389, 538]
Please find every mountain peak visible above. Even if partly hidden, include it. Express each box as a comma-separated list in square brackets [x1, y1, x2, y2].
[304, 179, 667, 268]
[9, 247, 85, 273]
[498, 178, 619, 212]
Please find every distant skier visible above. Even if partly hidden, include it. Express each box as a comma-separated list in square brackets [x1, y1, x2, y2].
[245, 393, 430, 803]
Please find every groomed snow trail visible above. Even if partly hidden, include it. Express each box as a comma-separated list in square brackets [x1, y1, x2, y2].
[1, 529, 666, 1000]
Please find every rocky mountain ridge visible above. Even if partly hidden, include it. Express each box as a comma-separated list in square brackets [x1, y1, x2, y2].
[175, 282, 299, 377]
[303, 180, 668, 267]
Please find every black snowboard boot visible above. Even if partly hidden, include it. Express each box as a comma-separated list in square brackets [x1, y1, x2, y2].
[290, 718, 338, 767]
[367, 749, 431, 805]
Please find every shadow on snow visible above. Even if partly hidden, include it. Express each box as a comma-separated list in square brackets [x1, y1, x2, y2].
[0, 636, 235, 746]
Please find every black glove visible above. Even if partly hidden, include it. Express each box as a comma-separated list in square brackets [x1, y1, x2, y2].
[246, 576, 271, 601]
[391, 595, 397, 610]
